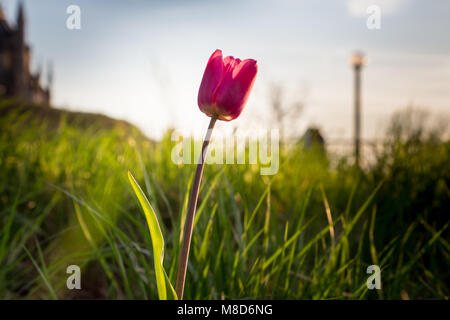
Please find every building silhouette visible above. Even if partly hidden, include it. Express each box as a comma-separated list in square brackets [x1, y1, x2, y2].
[303, 127, 325, 151]
[0, 3, 51, 105]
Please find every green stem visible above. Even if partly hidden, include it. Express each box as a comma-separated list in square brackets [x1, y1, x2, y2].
[176, 115, 217, 299]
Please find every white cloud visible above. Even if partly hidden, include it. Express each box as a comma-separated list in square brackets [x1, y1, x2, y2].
[346, 0, 409, 17]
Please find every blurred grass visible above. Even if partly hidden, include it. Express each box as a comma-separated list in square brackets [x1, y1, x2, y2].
[0, 100, 448, 299]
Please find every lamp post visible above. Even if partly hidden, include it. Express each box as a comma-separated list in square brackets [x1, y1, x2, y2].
[350, 52, 366, 167]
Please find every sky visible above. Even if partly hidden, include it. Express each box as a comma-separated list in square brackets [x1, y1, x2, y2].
[1, 0, 449, 140]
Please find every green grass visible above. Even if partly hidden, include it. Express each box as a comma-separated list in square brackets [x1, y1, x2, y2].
[0, 101, 448, 299]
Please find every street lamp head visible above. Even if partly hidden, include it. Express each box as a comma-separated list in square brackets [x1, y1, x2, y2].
[350, 51, 366, 69]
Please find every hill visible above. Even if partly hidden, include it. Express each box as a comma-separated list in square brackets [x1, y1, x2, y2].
[0, 100, 146, 135]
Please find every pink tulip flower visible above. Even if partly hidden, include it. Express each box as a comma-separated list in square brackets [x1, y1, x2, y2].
[176, 50, 257, 300]
[198, 49, 258, 121]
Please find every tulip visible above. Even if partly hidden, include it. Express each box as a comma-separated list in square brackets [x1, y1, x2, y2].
[176, 50, 258, 299]
[198, 49, 258, 121]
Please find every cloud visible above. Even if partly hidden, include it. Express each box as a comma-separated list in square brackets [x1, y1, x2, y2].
[346, 0, 409, 17]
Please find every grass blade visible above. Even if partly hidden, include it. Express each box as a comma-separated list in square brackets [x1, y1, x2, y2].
[128, 171, 177, 300]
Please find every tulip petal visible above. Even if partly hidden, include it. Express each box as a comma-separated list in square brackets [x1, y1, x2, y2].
[198, 49, 224, 116]
[222, 56, 241, 75]
[214, 59, 258, 121]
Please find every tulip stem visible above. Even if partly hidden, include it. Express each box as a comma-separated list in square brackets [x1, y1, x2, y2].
[176, 115, 217, 300]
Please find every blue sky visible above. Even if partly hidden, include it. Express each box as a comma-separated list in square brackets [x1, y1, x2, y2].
[2, 0, 449, 140]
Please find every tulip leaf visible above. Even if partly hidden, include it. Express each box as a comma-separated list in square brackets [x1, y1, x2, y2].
[128, 171, 177, 300]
